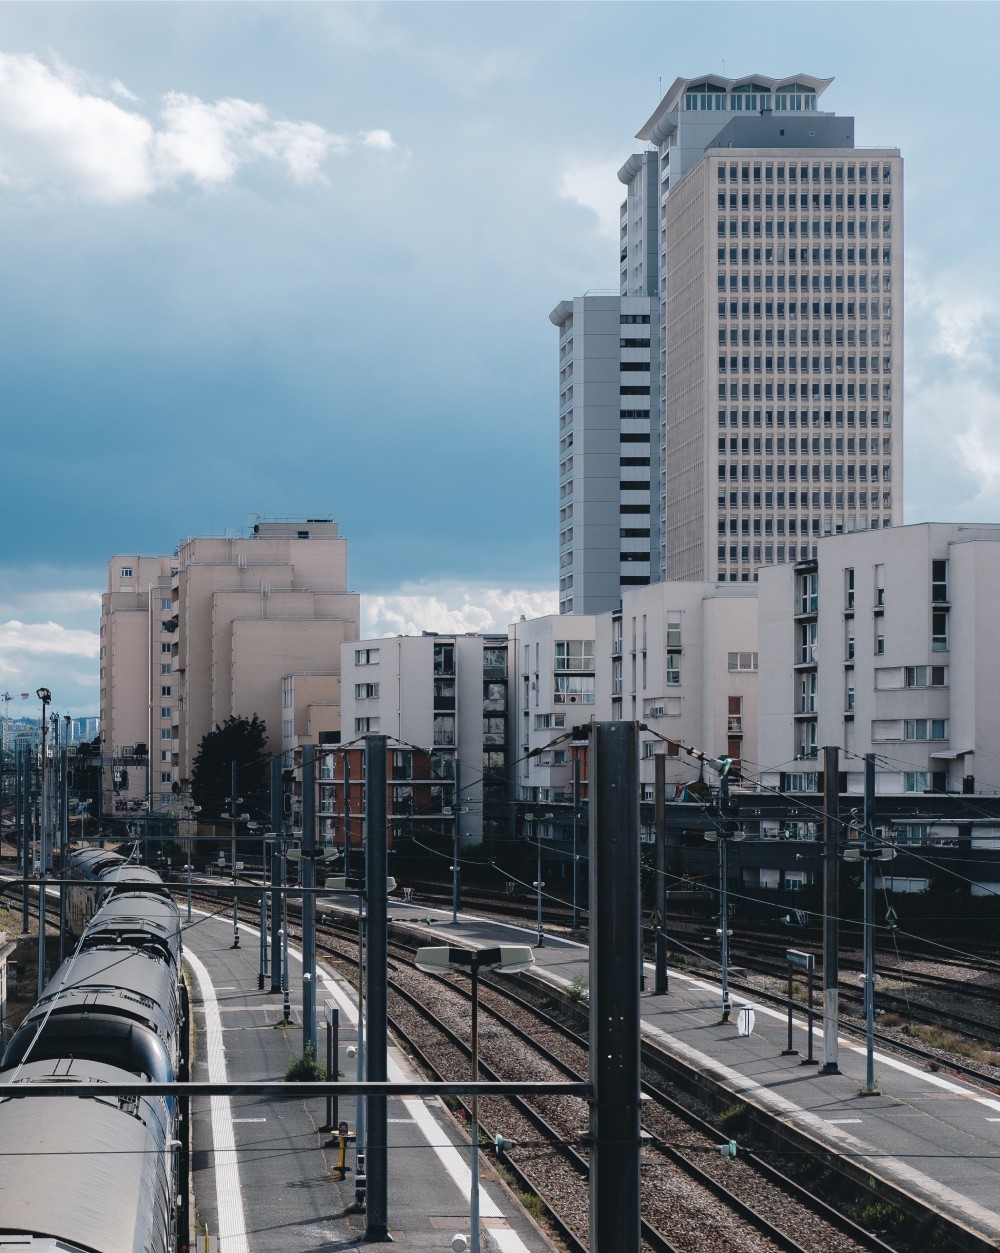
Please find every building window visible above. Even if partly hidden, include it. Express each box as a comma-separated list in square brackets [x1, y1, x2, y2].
[433, 643, 455, 675]
[160, 599, 171, 611]
[932, 559, 948, 602]
[905, 666, 947, 688]
[796, 571, 818, 613]
[355, 648, 380, 665]
[932, 610, 949, 652]
[161, 707, 171, 718]
[120, 566, 133, 578]
[845, 567, 855, 609]
[484, 681, 506, 712]
[727, 651, 758, 671]
[160, 772, 171, 784]
[434, 678, 456, 710]
[797, 621, 817, 664]
[160, 728, 172, 740]
[433, 713, 456, 745]
[534, 713, 566, 730]
[161, 642, 171, 654]
[355, 683, 380, 700]
[666, 611, 682, 651]
[904, 719, 947, 741]
[665, 655, 680, 686]
[554, 675, 595, 705]
[161, 685, 171, 697]
[554, 640, 595, 671]
[355, 717, 380, 733]
[160, 664, 172, 675]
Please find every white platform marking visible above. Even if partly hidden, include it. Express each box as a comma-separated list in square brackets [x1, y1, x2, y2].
[186, 948, 250, 1253]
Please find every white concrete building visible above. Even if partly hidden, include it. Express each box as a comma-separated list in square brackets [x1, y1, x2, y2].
[598, 581, 759, 801]
[509, 614, 598, 807]
[757, 523, 1000, 813]
[339, 633, 510, 847]
[550, 290, 660, 616]
[555, 74, 903, 601]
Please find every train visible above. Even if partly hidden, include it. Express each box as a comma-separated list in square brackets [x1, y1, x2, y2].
[0, 848, 187, 1253]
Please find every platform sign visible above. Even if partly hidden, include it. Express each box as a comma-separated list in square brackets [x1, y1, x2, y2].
[783, 950, 818, 1065]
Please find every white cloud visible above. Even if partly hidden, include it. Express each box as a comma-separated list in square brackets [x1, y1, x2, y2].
[904, 257, 1000, 520]
[361, 582, 557, 639]
[558, 157, 622, 240]
[908, 262, 998, 369]
[0, 568, 103, 715]
[0, 50, 394, 202]
[359, 128, 395, 152]
[0, 619, 99, 661]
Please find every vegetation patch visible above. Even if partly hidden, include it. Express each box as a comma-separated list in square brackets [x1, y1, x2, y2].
[902, 1023, 1000, 1066]
[285, 1045, 326, 1081]
[567, 972, 589, 1004]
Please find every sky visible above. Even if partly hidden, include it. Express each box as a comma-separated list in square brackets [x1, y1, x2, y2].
[1, 0, 999, 720]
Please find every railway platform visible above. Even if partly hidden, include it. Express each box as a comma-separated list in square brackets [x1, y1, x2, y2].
[182, 905, 557, 1252]
[355, 894, 1000, 1251]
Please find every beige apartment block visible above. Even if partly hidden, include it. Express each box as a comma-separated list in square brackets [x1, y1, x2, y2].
[100, 555, 176, 808]
[102, 520, 359, 811]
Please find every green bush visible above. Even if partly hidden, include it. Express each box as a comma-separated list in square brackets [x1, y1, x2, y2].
[285, 1045, 326, 1081]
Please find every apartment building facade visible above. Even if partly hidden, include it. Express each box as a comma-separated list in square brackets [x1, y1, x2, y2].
[555, 74, 903, 602]
[339, 633, 510, 848]
[757, 524, 1000, 806]
[101, 520, 359, 813]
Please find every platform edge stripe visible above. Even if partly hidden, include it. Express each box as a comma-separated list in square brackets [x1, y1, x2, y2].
[186, 948, 251, 1253]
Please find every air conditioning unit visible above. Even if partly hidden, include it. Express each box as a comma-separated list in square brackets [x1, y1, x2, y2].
[649, 707, 665, 718]
[568, 694, 579, 703]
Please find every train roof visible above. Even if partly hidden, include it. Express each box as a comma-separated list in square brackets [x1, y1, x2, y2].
[0, 1067, 172, 1253]
[67, 847, 127, 879]
[85, 894, 181, 946]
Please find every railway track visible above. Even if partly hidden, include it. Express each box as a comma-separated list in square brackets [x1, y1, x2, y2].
[312, 920, 897, 1253]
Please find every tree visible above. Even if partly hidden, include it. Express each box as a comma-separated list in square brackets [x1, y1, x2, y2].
[191, 715, 269, 822]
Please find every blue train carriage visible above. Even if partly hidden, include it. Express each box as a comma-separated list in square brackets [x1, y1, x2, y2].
[0, 1057, 177, 1253]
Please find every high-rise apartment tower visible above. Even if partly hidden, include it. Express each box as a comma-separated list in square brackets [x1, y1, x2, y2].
[554, 74, 902, 610]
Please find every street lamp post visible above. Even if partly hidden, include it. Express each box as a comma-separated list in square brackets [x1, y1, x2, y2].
[415, 945, 534, 1253]
[571, 755, 581, 931]
[35, 689, 51, 873]
[35, 688, 51, 999]
[844, 753, 895, 1096]
[703, 756, 741, 1023]
[259, 833, 275, 989]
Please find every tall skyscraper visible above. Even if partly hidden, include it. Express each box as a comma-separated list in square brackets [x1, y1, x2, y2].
[554, 74, 902, 609]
